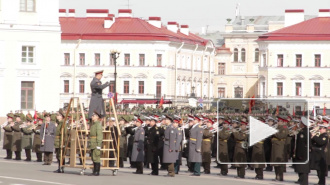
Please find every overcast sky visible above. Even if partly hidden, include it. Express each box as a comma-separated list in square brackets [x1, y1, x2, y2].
[59, 0, 330, 33]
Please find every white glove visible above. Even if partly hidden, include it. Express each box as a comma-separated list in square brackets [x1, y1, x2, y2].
[96, 146, 101, 150]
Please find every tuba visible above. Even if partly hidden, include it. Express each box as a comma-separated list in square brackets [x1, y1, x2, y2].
[241, 141, 248, 149]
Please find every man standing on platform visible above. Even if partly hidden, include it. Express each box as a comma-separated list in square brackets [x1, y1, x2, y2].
[88, 70, 109, 119]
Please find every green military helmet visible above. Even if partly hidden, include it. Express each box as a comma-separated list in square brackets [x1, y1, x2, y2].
[14, 113, 21, 119]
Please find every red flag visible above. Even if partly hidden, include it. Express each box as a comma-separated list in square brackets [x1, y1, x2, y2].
[292, 106, 296, 117]
[248, 95, 255, 114]
[33, 111, 38, 124]
[158, 96, 164, 108]
[323, 103, 326, 116]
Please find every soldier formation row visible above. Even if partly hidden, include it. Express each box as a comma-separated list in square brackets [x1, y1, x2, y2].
[2, 110, 330, 184]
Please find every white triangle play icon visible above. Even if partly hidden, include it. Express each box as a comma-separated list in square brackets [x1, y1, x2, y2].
[249, 116, 278, 147]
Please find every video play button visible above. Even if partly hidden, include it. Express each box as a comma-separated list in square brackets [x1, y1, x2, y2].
[249, 116, 278, 147]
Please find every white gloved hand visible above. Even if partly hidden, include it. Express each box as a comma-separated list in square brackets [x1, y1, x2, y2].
[96, 146, 101, 150]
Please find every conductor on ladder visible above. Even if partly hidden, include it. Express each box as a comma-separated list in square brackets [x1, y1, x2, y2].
[88, 70, 109, 119]
[89, 110, 103, 176]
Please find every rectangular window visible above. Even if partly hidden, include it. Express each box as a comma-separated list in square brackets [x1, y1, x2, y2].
[157, 54, 162, 66]
[64, 53, 70, 65]
[296, 54, 302, 67]
[277, 82, 283, 96]
[296, 106, 301, 112]
[95, 53, 100, 66]
[277, 54, 283, 67]
[21, 82, 34, 109]
[314, 83, 320, 96]
[156, 81, 162, 98]
[109, 54, 115, 65]
[124, 81, 129, 94]
[64, 80, 69, 93]
[315, 54, 321, 67]
[109, 81, 115, 93]
[295, 82, 301, 96]
[20, 0, 35, 12]
[79, 53, 85, 66]
[124, 54, 130, 66]
[218, 63, 225, 75]
[79, 80, 85, 93]
[218, 87, 225, 98]
[21, 46, 34, 63]
[234, 87, 243, 98]
[138, 81, 144, 94]
[139, 54, 145, 66]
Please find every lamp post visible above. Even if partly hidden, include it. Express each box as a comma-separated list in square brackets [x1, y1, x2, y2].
[110, 50, 120, 103]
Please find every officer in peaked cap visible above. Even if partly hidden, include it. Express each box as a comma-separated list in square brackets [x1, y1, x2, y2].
[188, 115, 203, 176]
[310, 124, 328, 185]
[89, 110, 103, 176]
[88, 70, 110, 119]
[12, 113, 24, 160]
[163, 115, 177, 177]
[131, 118, 145, 174]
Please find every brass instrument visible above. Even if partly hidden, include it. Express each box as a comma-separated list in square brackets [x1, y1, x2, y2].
[241, 141, 249, 149]
[310, 126, 320, 136]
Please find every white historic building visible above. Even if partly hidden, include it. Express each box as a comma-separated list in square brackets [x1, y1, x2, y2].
[0, 0, 61, 117]
[59, 9, 215, 108]
[257, 9, 330, 111]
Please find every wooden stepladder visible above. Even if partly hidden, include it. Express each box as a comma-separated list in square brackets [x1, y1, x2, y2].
[60, 97, 89, 175]
[100, 98, 121, 175]
[59, 97, 120, 176]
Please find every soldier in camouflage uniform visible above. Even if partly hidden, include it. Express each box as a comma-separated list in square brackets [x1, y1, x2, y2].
[89, 110, 103, 176]
[54, 109, 67, 173]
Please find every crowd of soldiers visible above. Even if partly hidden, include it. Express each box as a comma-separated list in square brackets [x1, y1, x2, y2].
[1, 107, 330, 184]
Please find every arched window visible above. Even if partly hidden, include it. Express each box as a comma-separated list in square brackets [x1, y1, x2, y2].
[241, 48, 246, 62]
[233, 48, 238, 62]
[254, 48, 259, 62]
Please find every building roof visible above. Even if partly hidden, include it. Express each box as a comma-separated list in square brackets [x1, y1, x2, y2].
[199, 31, 224, 47]
[258, 17, 330, 41]
[60, 16, 209, 46]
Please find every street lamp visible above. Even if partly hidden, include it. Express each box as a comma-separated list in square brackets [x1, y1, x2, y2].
[110, 50, 120, 103]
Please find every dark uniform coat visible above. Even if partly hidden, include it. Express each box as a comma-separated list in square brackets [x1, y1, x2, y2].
[251, 141, 266, 168]
[232, 130, 248, 167]
[163, 124, 177, 163]
[88, 77, 109, 119]
[218, 128, 231, 162]
[202, 128, 213, 163]
[188, 124, 203, 163]
[182, 126, 191, 158]
[176, 127, 183, 156]
[326, 130, 330, 166]
[146, 125, 160, 163]
[32, 124, 42, 153]
[40, 122, 56, 152]
[2, 122, 13, 150]
[125, 126, 135, 158]
[11, 121, 23, 151]
[21, 125, 33, 149]
[271, 125, 288, 166]
[310, 132, 328, 171]
[131, 126, 145, 162]
[293, 127, 310, 173]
